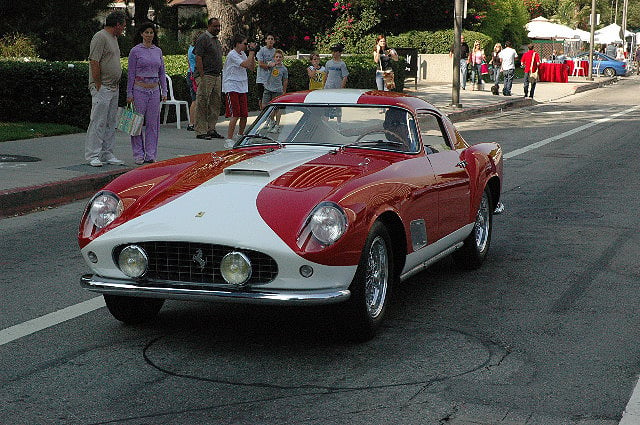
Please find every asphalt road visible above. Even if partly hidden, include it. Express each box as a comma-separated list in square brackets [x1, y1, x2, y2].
[1, 79, 639, 424]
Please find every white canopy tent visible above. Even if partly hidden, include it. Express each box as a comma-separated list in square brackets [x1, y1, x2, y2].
[572, 28, 591, 42]
[526, 16, 576, 39]
[594, 23, 634, 44]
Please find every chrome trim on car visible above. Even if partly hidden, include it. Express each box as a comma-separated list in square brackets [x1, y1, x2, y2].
[399, 242, 464, 282]
[80, 274, 350, 305]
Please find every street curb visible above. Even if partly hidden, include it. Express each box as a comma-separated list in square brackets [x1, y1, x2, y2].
[0, 168, 132, 218]
[446, 97, 533, 123]
[573, 76, 617, 93]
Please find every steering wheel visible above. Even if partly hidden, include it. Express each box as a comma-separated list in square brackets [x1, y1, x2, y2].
[353, 129, 405, 146]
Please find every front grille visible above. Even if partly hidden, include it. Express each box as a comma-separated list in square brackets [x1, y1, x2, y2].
[114, 242, 278, 286]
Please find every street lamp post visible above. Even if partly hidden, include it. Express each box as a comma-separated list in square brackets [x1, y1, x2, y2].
[588, 0, 596, 81]
[451, 0, 463, 107]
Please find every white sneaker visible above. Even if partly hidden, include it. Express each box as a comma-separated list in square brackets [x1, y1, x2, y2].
[224, 139, 235, 148]
[89, 158, 103, 167]
[104, 156, 124, 165]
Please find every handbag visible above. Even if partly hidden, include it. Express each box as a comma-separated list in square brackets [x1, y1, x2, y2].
[481, 62, 489, 75]
[529, 53, 539, 81]
[383, 70, 396, 90]
[116, 104, 144, 136]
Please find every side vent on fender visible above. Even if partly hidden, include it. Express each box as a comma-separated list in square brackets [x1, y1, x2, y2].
[410, 219, 427, 250]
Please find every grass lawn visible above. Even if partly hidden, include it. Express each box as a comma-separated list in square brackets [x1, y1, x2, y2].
[0, 122, 84, 143]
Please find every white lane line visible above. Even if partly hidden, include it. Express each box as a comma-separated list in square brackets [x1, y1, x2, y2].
[0, 296, 105, 346]
[621, 379, 640, 425]
[505, 104, 640, 159]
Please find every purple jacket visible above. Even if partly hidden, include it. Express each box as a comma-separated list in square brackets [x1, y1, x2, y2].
[127, 43, 167, 98]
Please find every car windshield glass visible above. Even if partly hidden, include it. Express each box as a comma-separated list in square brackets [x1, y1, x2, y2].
[239, 105, 419, 153]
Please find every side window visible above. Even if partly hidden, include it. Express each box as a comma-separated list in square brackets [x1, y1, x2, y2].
[416, 113, 451, 153]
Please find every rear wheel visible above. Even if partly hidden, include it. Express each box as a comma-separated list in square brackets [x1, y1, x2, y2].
[603, 67, 615, 77]
[104, 295, 164, 324]
[340, 221, 394, 341]
[453, 188, 492, 269]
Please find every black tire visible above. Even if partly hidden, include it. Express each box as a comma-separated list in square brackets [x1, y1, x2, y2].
[104, 294, 164, 324]
[603, 67, 615, 77]
[453, 188, 492, 270]
[341, 221, 394, 341]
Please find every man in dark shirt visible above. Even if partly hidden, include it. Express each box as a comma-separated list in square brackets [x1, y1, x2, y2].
[450, 35, 470, 89]
[194, 17, 224, 140]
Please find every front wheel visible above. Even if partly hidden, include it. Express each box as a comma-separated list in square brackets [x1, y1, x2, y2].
[453, 188, 492, 269]
[104, 294, 164, 324]
[340, 222, 394, 341]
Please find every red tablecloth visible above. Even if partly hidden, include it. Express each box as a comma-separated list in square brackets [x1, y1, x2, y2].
[565, 60, 589, 76]
[538, 62, 569, 82]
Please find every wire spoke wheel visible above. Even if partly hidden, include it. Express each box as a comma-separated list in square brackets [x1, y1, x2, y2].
[365, 235, 389, 320]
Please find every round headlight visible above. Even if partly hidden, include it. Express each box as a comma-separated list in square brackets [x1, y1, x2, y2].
[89, 192, 123, 229]
[309, 203, 347, 245]
[220, 252, 252, 286]
[118, 245, 148, 278]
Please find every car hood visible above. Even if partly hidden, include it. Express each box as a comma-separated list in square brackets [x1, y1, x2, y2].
[81, 146, 401, 254]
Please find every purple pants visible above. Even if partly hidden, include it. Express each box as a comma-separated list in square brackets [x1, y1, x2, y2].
[131, 86, 161, 162]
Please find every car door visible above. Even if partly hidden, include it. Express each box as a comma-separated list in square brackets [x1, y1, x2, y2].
[416, 111, 470, 243]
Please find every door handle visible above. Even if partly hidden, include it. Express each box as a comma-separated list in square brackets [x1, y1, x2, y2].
[456, 160, 467, 168]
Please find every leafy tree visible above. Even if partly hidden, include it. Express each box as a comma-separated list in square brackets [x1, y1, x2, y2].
[248, 0, 334, 53]
[0, 0, 113, 60]
[203, 0, 265, 50]
[315, 1, 380, 53]
[477, 0, 529, 46]
[551, 0, 591, 28]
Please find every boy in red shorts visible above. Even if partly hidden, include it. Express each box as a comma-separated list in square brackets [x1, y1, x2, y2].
[222, 34, 257, 147]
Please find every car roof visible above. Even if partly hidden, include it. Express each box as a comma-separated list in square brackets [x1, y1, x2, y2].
[273, 89, 438, 115]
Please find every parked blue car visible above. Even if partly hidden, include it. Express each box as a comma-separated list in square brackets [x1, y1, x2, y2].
[575, 52, 627, 77]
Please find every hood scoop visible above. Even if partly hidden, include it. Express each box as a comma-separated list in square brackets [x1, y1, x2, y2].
[223, 148, 331, 179]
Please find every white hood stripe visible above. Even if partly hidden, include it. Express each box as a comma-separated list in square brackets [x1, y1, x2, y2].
[304, 89, 368, 104]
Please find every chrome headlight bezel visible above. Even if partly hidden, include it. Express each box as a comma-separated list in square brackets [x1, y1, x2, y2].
[304, 202, 348, 246]
[117, 245, 149, 278]
[220, 251, 252, 286]
[87, 191, 124, 229]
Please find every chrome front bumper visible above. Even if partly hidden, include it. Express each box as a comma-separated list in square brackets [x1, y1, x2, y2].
[80, 274, 351, 305]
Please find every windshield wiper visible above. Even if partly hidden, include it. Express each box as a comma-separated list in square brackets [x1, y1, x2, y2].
[240, 134, 284, 149]
[339, 139, 404, 152]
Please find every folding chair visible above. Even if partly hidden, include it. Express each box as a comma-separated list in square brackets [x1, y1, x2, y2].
[160, 75, 190, 129]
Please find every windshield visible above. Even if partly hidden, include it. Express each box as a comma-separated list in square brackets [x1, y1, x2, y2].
[239, 105, 419, 153]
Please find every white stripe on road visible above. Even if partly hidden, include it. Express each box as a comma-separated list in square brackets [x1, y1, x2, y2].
[505, 104, 640, 159]
[0, 296, 105, 346]
[621, 379, 640, 425]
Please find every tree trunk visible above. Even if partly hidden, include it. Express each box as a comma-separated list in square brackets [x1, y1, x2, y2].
[204, 0, 263, 52]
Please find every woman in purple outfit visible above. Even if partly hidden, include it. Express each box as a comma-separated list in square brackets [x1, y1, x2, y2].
[127, 22, 167, 164]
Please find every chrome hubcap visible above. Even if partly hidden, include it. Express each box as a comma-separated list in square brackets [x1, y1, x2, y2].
[474, 193, 490, 253]
[365, 235, 388, 319]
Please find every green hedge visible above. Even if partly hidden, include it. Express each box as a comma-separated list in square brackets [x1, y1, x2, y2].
[0, 55, 405, 128]
[387, 29, 493, 55]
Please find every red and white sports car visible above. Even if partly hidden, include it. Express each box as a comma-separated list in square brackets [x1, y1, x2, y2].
[79, 89, 503, 340]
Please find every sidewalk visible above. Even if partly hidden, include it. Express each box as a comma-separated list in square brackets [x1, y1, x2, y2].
[0, 75, 618, 217]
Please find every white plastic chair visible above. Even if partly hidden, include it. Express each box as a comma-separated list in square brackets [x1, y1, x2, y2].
[592, 61, 602, 77]
[571, 61, 584, 76]
[160, 75, 190, 129]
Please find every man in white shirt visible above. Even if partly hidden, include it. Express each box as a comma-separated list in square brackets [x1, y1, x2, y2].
[498, 41, 518, 96]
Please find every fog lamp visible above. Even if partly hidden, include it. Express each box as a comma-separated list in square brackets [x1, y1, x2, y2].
[220, 252, 252, 286]
[118, 245, 148, 278]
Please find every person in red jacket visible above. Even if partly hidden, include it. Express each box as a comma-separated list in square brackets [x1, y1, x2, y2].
[521, 44, 540, 98]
